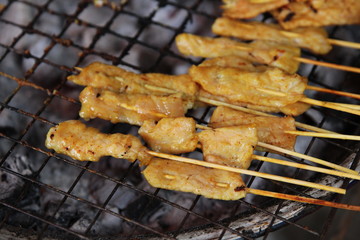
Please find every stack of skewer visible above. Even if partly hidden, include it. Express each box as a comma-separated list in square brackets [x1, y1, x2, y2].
[45, 0, 360, 213]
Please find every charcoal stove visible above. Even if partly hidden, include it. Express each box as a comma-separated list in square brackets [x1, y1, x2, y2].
[0, 0, 360, 239]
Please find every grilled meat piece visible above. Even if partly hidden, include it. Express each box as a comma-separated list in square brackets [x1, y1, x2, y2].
[45, 120, 151, 165]
[272, 0, 360, 29]
[139, 117, 198, 154]
[68, 62, 198, 98]
[190, 65, 307, 108]
[79, 87, 191, 126]
[222, 0, 289, 19]
[209, 106, 297, 150]
[143, 158, 247, 200]
[176, 33, 300, 73]
[212, 18, 332, 54]
[199, 55, 267, 72]
[198, 125, 258, 169]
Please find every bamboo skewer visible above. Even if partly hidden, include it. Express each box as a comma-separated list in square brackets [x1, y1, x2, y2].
[147, 150, 346, 194]
[256, 88, 360, 116]
[306, 85, 360, 100]
[246, 188, 360, 212]
[196, 124, 358, 175]
[285, 131, 360, 141]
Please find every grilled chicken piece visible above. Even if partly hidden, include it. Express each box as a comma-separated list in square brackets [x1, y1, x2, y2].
[209, 106, 297, 150]
[68, 62, 198, 98]
[190, 65, 307, 108]
[212, 18, 332, 54]
[272, 0, 360, 29]
[139, 117, 198, 154]
[198, 125, 258, 169]
[45, 120, 151, 165]
[79, 87, 191, 126]
[176, 33, 300, 73]
[222, 0, 289, 19]
[143, 158, 247, 200]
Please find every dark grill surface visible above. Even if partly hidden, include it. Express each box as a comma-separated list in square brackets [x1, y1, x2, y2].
[0, 0, 360, 239]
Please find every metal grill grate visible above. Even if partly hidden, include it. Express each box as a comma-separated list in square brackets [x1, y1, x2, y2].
[0, 0, 360, 239]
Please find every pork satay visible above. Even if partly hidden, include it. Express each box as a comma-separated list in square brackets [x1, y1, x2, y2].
[189, 65, 307, 108]
[143, 158, 247, 200]
[139, 117, 198, 154]
[198, 125, 258, 169]
[199, 55, 268, 72]
[198, 88, 310, 116]
[272, 0, 360, 29]
[221, 0, 289, 19]
[68, 62, 198, 98]
[209, 106, 297, 150]
[175, 33, 300, 73]
[45, 120, 151, 165]
[79, 87, 192, 126]
[212, 18, 332, 54]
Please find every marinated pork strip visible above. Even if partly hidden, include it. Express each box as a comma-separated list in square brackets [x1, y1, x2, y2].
[175, 33, 301, 73]
[221, 0, 289, 19]
[139, 117, 198, 154]
[212, 18, 332, 54]
[68, 62, 198, 98]
[189, 65, 307, 108]
[209, 106, 297, 150]
[198, 88, 310, 116]
[272, 0, 360, 29]
[143, 158, 247, 200]
[45, 120, 151, 165]
[198, 125, 258, 169]
[79, 87, 191, 126]
[199, 55, 267, 72]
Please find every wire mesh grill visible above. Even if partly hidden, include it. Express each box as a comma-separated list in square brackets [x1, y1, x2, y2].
[0, 0, 360, 239]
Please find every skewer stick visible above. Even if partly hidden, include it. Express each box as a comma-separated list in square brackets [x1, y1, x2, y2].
[306, 85, 360, 100]
[294, 57, 360, 74]
[197, 96, 334, 134]
[252, 155, 360, 180]
[327, 38, 360, 50]
[147, 150, 346, 194]
[246, 188, 360, 212]
[195, 124, 357, 175]
[285, 131, 360, 141]
[256, 88, 360, 116]
[328, 102, 360, 110]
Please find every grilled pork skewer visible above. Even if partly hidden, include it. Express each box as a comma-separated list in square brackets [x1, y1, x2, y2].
[71, 63, 360, 137]
[45, 120, 348, 195]
[176, 33, 360, 74]
[212, 18, 360, 54]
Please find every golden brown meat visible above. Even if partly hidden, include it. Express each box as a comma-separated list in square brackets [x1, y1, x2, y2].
[79, 87, 191, 126]
[198, 125, 258, 169]
[198, 88, 310, 116]
[143, 158, 247, 200]
[190, 65, 307, 108]
[199, 55, 267, 72]
[212, 18, 332, 54]
[68, 62, 198, 98]
[176, 33, 300, 73]
[272, 0, 360, 29]
[222, 0, 289, 19]
[209, 106, 297, 150]
[139, 117, 198, 154]
[45, 120, 151, 165]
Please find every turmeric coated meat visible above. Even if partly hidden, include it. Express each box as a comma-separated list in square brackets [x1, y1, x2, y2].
[272, 0, 360, 29]
[198, 125, 258, 169]
[212, 17, 332, 54]
[209, 106, 297, 150]
[143, 158, 247, 200]
[79, 87, 191, 126]
[176, 33, 300, 73]
[139, 117, 198, 154]
[45, 120, 151, 165]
